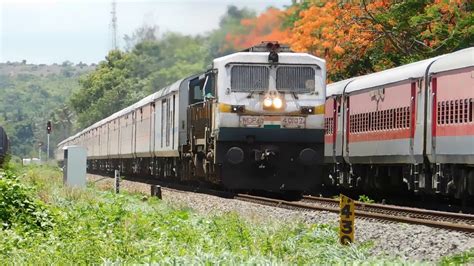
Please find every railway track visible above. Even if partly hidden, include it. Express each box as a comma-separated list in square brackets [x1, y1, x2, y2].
[235, 194, 474, 233]
[91, 173, 474, 233]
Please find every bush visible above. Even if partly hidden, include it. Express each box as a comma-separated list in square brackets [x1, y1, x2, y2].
[0, 169, 55, 230]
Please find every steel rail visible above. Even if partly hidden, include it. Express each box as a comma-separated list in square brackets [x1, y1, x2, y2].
[235, 194, 474, 233]
[302, 195, 474, 222]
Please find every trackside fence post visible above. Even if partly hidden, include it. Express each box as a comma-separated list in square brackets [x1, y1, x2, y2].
[151, 185, 162, 199]
[114, 170, 120, 194]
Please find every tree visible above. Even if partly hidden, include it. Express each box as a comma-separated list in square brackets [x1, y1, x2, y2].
[70, 31, 209, 128]
[224, 7, 290, 51]
[207, 5, 256, 58]
[286, 0, 473, 81]
[124, 24, 160, 51]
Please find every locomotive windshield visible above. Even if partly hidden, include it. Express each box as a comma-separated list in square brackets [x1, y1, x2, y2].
[231, 65, 269, 92]
[230, 65, 316, 93]
[276, 66, 315, 93]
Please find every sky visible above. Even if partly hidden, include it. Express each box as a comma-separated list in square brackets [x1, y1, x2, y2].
[0, 0, 290, 64]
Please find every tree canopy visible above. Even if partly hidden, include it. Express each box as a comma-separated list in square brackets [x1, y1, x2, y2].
[286, 0, 473, 80]
[70, 33, 209, 128]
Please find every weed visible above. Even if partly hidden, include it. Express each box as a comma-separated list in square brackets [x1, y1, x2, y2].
[358, 194, 375, 204]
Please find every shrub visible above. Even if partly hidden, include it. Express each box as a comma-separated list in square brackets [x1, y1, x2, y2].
[0, 169, 55, 230]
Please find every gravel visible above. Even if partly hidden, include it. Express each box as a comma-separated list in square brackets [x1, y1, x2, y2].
[87, 174, 474, 262]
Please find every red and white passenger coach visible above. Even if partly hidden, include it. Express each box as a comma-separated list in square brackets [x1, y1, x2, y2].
[325, 47, 474, 198]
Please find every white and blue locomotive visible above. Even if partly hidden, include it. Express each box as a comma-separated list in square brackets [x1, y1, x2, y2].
[57, 42, 327, 192]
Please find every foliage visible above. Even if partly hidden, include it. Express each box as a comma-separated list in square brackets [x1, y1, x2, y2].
[0, 164, 470, 264]
[123, 24, 159, 51]
[285, 0, 473, 81]
[207, 5, 257, 58]
[0, 64, 92, 157]
[0, 165, 397, 264]
[70, 33, 208, 128]
[358, 195, 375, 204]
[223, 7, 290, 51]
[439, 248, 474, 265]
[0, 168, 55, 230]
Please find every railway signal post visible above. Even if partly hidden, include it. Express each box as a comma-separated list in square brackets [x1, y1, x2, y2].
[46, 121, 52, 161]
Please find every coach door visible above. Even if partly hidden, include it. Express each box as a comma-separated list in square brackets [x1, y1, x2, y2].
[187, 72, 215, 151]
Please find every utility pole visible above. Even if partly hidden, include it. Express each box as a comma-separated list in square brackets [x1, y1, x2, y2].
[38, 142, 43, 162]
[110, 0, 118, 50]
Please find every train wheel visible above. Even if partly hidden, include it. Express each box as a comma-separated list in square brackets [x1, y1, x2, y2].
[468, 170, 474, 196]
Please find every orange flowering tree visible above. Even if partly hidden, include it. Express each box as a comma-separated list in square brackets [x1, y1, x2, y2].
[223, 7, 290, 51]
[286, 0, 472, 81]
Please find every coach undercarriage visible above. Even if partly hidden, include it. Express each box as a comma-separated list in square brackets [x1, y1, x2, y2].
[329, 162, 474, 199]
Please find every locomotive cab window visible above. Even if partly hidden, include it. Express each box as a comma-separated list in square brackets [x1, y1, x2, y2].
[189, 77, 205, 104]
[276, 66, 315, 93]
[231, 65, 269, 92]
[204, 72, 215, 99]
[189, 72, 216, 104]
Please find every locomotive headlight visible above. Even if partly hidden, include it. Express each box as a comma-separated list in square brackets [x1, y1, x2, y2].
[263, 97, 273, 108]
[273, 97, 283, 109]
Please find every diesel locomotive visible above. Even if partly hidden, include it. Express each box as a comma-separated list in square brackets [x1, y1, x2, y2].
[57, 42, 327, 192]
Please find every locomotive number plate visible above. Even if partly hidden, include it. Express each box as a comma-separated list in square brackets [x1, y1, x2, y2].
[240, 116, 264, 127]
[281, 117, 305, 128]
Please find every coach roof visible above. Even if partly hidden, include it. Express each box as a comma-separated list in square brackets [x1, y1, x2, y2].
[429, 47, 474, 74]
[345, 57, 441, 94]
[327, 78, 354, 97]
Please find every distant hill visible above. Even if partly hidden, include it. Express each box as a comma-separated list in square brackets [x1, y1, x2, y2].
[0, 61, 95, 157]
[0, 61, 95, 78]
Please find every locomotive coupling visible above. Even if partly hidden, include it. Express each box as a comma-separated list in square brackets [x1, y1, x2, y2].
[253, 146, 279, 169]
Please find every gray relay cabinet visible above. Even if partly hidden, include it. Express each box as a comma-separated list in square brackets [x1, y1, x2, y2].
[63, 146, 87, 188]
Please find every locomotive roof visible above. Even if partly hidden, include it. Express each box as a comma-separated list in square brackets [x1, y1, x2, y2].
[429, 47, 474, 74]
[326, 78, 354, 97]
[345, 57, 440, 94]
[213, 52, 326, 69]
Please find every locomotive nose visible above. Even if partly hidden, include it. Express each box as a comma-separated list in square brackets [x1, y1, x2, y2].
[226, 147, 244, 165]
[299, 148, 317, 166]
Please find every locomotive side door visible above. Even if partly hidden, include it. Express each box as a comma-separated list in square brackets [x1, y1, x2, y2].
[187, 71, 216, 178]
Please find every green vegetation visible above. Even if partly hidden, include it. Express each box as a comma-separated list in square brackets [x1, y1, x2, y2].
[0, 62, 93, 157]
[358, 195, 375, 204]
[0, 165, 364, 263]
[0, 164, 472, 264]
[439, 248, 474, 265]
[70, 34, 208, 127]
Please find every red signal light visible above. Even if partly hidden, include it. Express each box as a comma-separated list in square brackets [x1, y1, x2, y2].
[47, 121, 52, 134]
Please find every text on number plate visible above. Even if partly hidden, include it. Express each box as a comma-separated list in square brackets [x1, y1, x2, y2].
[240, 116, 264, 127]
[281, 117, 305, 128]
[339, 194, 355, 245]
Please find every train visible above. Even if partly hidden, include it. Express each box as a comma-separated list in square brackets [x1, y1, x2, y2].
[57, 43, 473, 199]
[0, 126, 8, 166]
[325, 47, 474, 199]
[57, 42, 327, 192]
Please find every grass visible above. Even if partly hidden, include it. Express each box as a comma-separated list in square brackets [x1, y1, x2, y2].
[0, 164, 471, 264]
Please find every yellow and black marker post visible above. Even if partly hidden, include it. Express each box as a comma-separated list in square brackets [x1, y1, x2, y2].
[339, 194, 355, 245]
